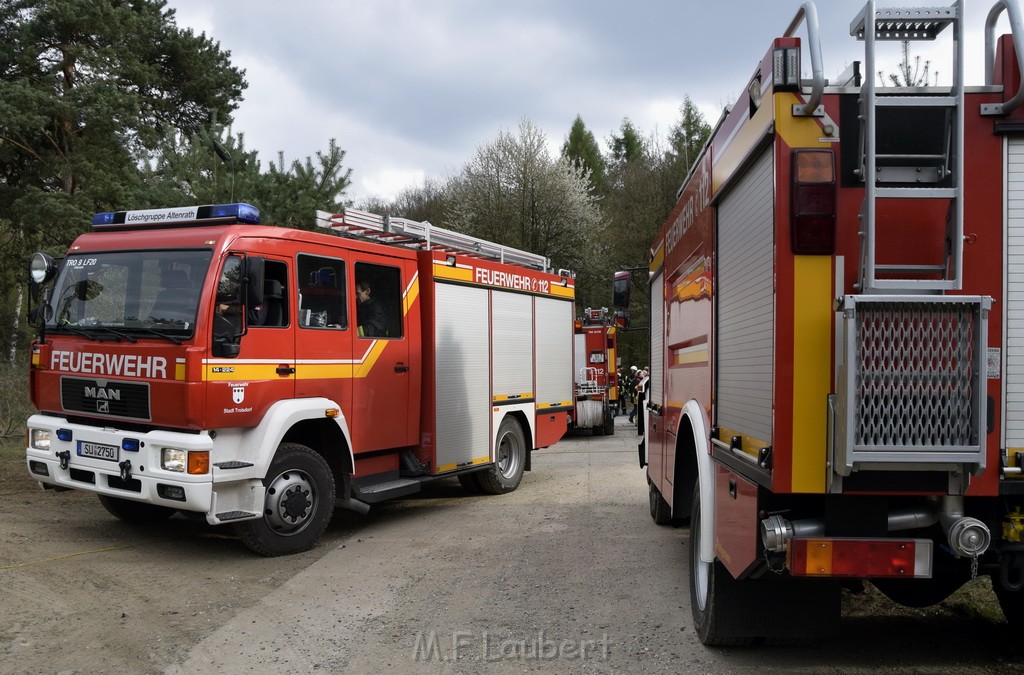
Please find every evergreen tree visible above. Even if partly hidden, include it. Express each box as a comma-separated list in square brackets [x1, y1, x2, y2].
[667, 96, 712, 180]
[607, 118, 644, 172]
[561, 115, 606, 194]
[257, 139, 352, 230]
[0, 0, 246, 358]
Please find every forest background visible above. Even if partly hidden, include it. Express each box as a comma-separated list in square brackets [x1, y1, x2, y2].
[0, 0, 715, 400]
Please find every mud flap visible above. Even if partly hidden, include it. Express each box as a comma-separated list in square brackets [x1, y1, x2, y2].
[714, 573, 840, 639]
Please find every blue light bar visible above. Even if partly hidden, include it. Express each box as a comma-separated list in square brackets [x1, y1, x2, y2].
[91, 203, 261, 229]
[122, 438, 140, 452]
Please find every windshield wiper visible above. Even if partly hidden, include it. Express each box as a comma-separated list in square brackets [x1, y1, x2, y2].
[90, 326, 138, 343]
[55, 325, 99, 341]
[134, 326, 183, 345]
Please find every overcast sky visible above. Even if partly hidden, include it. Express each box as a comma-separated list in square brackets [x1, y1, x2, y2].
[163, 1, 1014, 205]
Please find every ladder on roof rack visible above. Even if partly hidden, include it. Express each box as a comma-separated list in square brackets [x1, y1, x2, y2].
[851, 0, 964, 293]
[315, 208, 551, 272]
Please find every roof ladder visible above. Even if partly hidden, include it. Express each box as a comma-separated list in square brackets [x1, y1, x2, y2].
[315, 208, 551, 271]
[851, 0, 964, 292]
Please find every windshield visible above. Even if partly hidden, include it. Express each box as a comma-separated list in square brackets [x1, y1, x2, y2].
[46, 250, 213, 337]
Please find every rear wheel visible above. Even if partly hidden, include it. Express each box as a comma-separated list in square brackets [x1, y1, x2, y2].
[649, 481, 672, 525]
[477, 416, 526, 494]
[98, 495, 177, 523]
[603, 407, 615, 436]
[234, 443, 335, 556]
[994, 581, 1024, 625]
[689, 479, 751, 646]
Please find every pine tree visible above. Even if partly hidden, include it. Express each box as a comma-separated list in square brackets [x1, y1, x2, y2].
[561, 115, 606, 194]
[0, 0, 245, 357]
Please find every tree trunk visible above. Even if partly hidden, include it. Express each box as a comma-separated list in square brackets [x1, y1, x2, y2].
[9, 284, 22, 364]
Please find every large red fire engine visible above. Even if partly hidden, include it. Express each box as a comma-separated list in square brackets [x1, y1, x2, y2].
[25, 204, 575, 555]
[570, 307, 619, 436]
[625, 0, 1024, 643]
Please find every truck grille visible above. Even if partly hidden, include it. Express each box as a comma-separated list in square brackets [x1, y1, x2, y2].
[60, 376, 151, 421]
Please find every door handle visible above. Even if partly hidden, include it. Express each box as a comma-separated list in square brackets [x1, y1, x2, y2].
[394, 363, 409, 373]
[276, 365, 296, 375]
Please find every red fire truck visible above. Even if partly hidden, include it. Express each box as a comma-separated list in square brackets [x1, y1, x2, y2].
[25, 204, 575, 556]
[570, 307, 619, 435]
[626, 0, 1024, 643]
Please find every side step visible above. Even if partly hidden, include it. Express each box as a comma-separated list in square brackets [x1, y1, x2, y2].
[353, 477, 423, 504]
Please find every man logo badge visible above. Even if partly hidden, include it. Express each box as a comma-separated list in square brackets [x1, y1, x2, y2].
[96, 400, 110, 413]
[232, 386, 245, 405]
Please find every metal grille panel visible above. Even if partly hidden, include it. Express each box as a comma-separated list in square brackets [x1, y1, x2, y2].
[856, 301, 975, 447]
[835, 294, 990, 478]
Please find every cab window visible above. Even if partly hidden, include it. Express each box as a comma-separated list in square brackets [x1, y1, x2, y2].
[297, 254, 346, 329]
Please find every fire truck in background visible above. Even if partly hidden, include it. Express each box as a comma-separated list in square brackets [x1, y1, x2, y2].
[570, 307, 619, 436]
[623, 0, 1024, 643]
[25, 204, 575, 556]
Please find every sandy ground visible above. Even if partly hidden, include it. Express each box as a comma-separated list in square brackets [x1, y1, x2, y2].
[1, 416, 1020, 673]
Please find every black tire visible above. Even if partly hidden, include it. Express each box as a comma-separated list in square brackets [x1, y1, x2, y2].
[477, 416, 526, 495]
[603, 410, 615, 436]
[234, 443, 335, 556]
[994, 580, 1024, 625]
[689, 479, 751, 646]
[649, 481, 672, 525]
[98, 495, 177, 523]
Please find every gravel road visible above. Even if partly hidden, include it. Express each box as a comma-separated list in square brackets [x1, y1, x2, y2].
[1, 416, 1020, 673]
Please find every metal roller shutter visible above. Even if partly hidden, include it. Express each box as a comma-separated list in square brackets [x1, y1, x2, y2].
[716, 147, 775, 443]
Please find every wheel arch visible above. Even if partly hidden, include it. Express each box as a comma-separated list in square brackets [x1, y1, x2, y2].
[678, 400, 715, 564]
[282, 416, 354, 492]
[503, 409, 533, 472]
[232, 397, 355, 485]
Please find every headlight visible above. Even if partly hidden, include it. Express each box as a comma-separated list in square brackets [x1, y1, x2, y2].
[162, 448, 187, 472]
[30, 429, 51, 451]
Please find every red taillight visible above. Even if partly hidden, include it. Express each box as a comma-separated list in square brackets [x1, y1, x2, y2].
[791, 149, 836, 254]
[788, 538, 932, 577]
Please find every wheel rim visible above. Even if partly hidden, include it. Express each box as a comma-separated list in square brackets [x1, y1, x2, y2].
[263, 468, 317, 535]
[496, 428, 523, 479]
[693, 501, 710, 611]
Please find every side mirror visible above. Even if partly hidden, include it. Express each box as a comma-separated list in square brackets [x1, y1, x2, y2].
[613, 270, 631, 328]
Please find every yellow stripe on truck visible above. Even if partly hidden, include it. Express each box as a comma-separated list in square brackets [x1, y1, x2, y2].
[790, 255, 832, 493]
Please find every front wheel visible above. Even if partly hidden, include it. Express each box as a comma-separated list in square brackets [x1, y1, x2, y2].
[477, 416, 526, 494]
[234, 443, 335, 556]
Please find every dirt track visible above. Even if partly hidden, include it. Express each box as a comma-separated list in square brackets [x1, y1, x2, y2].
[1, 417, 1020, 673]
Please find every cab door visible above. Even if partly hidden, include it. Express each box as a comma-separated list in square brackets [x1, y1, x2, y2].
[349, 253, 417, 451]
[294, 251, 354, 424]
[208, 255, 295, 429]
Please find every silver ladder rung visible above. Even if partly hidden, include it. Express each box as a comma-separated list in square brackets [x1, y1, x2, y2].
[875, 95, 957, 107]
[875, 263, 947, 273]
[876, 153, 946, 162]
[851, 5, 958, 40]
[874, 187, 957, 199]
